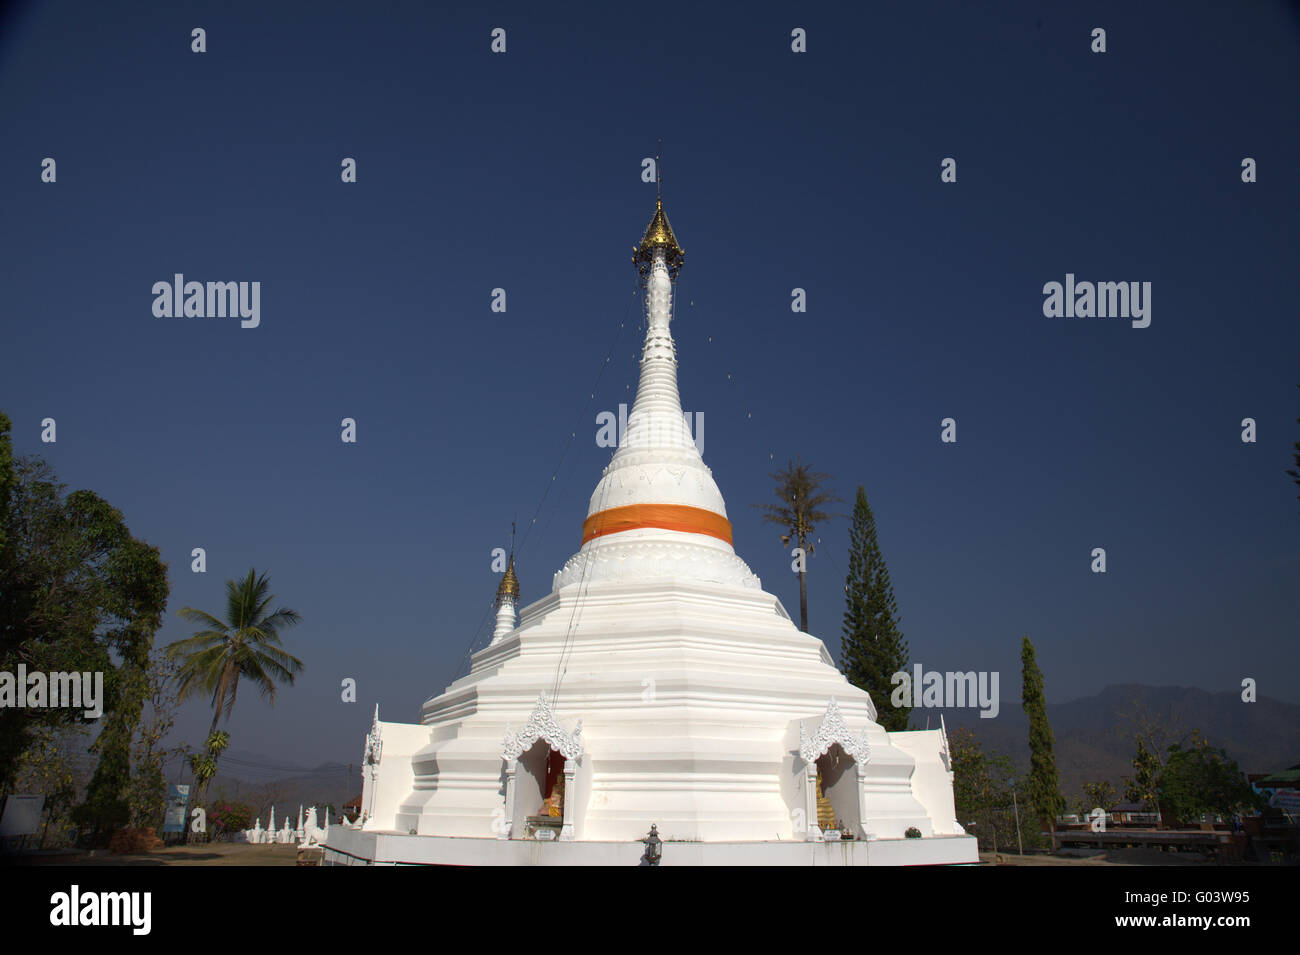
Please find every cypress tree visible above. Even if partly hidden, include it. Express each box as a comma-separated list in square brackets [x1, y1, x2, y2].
[1021, 636, 1065, 845]
[0, 412, 13, 557]
[1287, 384, 1300, 508]
[841, 486, 910, 731]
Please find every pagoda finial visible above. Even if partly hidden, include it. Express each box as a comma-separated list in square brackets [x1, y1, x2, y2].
[633, 146, 684, 282]
[657, 138, 663, 202]
[496, 524, 520, 605]
[496, 556, 519, 602]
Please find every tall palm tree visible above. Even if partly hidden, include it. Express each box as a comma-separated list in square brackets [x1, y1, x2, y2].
[166, 567, 304, 756]
[754, 458, 841, 632]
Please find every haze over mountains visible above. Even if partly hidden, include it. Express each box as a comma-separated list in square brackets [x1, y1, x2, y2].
[164, 752, 361, 819]
[937, 684, 1299, 804]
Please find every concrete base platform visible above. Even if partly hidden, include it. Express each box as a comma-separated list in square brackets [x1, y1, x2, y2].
[322, 825, 979, 866]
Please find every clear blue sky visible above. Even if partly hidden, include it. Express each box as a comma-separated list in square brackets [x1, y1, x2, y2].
[2, 0, 1297, 770]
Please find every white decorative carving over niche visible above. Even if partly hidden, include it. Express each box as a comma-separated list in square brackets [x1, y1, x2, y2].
[502, 692, 584, 762]
[799, 697, 871, 765]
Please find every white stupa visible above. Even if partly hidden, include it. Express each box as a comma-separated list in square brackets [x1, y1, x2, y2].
[325, 194, 976, 865]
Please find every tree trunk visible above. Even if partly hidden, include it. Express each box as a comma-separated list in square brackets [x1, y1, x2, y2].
[187, 705, 224, 843]
[798, 568, 808, 632]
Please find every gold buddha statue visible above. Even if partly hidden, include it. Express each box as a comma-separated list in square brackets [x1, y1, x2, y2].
[816, 770, 836, 831]
[543, 772, 565, 818]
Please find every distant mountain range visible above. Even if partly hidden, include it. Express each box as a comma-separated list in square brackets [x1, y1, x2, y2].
[198, 759, 360, 820]
[935, 684, 1299, 804]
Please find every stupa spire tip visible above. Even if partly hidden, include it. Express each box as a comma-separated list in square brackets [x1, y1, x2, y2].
[633, 145, 684, 282]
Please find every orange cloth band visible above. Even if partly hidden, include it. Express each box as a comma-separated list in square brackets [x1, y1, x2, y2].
[582, 503, 733, 545]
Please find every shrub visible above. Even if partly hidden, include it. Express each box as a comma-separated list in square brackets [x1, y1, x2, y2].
[208, 801, 255, 835]
[108, 827, 164, 854]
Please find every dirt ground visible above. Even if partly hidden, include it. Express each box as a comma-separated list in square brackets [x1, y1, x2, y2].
[24, 843, 307, 866]
[13, 844, 1218, 867]
[980, 848, 1213, 866]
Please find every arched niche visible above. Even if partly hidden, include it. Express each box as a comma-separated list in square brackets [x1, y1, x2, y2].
[816, 743, 862, 837]
[511, 740, 569, 838]
[500, 692, 583, 841]
[797, 697, 872, 842]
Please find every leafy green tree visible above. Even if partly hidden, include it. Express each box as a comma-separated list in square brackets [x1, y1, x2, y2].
[1079, 780, 1118, 815]
[1118, 698, 1188, 820]
[73, 533, 168, 843]
[126, 651, 184, 831]
[11, 723, 94, 848]
[165, 569, 303, 803]
[1123, 737, 1163, 811]
[840, 485, 910, 730]
[1021, 636, 1065, 843]
[0, 416, 169, 844]
[950, 728, 1021, 854]
[1156, 732, 1261, 825]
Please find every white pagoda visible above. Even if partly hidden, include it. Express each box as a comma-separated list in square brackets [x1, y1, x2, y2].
[324, 195, 976, 865]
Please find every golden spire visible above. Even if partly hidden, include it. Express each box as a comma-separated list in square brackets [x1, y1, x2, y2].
[496, 521, 520, 604]
[496, 554, 519, 603]
[632, 143, 684, 281]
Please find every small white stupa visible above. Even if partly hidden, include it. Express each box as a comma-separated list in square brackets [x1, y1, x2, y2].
[326, 190, 976, 866]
